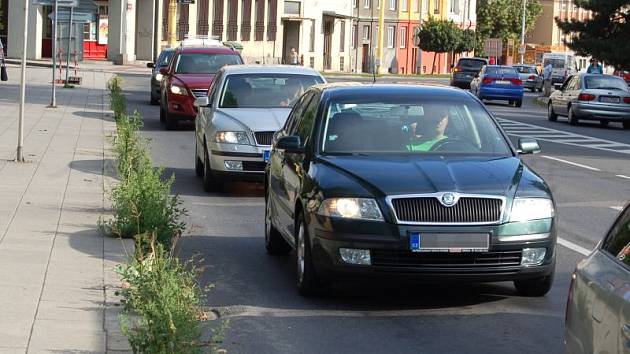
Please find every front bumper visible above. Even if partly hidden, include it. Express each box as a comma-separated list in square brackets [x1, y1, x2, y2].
[167, 93, 197, 120]
[208, 142, 271, 182]
[573, 102, 630, 121]
[309, 217, 556, 282]
[451, 76, 475, 89]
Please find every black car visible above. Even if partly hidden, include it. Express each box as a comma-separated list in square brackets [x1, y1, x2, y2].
[265, 84, 556, 296]
[451, 57, 489, 89]
[147, 48, 175, 105]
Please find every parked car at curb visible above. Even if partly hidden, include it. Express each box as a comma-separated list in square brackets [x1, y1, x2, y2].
[159, 44, 243, 130]
[264, 83, 556, 297]
[194, 65, 325, 191]
[565, 202, 630, 354]
[450, 57, 489, 89]
[548, 74, 630, 129]
[470, 65, 525, 107]
[513, 64, 543, 92]
[147, 48, 175, 105]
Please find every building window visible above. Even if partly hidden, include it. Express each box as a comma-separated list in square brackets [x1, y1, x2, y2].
[284, 1, 300, 14]
[450, 0, 459, 14]
[351, 24, 357, 48]
[412, 0, 419, 12]
[433, 0, 440, 14]
[267, 0, 278, 41]
[364, 0, 370, 8]
[254, 0, 265, 41]
[374, 25, 379, 48]
[309, 20, 316, 52]
[340, 57, 345, 71]
[198, 0, 210, 36]
[241, 0, 252, 41]
[352, 0, 357, 8]
[402, 0, 408, 11]
[389, 0, 396, 10]
[363, 25, 370, 40]
[309, 57, 315, 68]
[400, 26, 407, 48]
[340, 21, 346, 52]
[387, 26, 395, 48]
[422, 0, 429, 14]
[227, 0, 238, 41]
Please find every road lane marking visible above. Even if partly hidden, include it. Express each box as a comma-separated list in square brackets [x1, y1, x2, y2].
[617, 174, 630, 180]
[557, 237, 592, 256]
[541, 155, 601, 172]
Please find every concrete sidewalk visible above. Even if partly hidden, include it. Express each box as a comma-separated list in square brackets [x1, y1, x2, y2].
[0, 66, 131, 353]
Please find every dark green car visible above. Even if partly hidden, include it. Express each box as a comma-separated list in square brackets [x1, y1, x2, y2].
[264, 84, 556, 297]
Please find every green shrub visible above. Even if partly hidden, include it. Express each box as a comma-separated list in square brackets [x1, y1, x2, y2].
[107, 76, 127, 122]
[117, 239, 225, 354]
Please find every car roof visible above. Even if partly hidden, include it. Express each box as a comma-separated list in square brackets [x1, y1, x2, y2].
[175, 46, 238, 55]
[221, 65, 322, 76]
[312, 83, 474, 99]
[458, 57, 487, 61]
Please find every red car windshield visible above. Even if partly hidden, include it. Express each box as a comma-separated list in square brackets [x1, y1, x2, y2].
[175, 53, 242, 74]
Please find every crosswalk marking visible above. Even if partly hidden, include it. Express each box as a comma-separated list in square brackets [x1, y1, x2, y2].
[495, 117, 630, 155]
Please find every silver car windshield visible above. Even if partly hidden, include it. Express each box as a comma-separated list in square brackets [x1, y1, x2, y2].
[584, 76, 629, 91]
[321, 98, 512, 156]
[219, 74, 324, 108]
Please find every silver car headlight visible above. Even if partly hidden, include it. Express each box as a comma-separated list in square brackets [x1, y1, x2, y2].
[509, 198, 554, 222]
[155, 73, 163, 81]
[318, 198, 384, 221]
[214, 131, 250, 145]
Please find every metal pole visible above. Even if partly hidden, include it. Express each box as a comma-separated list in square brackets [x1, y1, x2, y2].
[17, 0, 29, 162]
[418, 0, 423, 75]
[65, 6, 73, 85]
[49, 0, 58, 107]
[375, 0, 385, 74]
[520, 0, 526, 64]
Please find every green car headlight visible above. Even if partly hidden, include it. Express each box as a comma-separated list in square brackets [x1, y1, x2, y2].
[509, 198, 554, 222]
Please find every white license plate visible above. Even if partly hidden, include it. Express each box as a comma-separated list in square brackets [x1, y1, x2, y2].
[600, 96, 620, 103]
[495, 80, 511, 85]
[263, 150, 271, 162]
[410, 233, 489, 253]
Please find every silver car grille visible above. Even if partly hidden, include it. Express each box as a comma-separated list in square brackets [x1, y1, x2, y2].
[191, 89, 208, 98]
[254, 131, 274, 146]
[389, 195, 504, 225]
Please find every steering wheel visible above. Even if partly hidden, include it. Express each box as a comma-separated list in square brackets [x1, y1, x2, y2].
[430, 138, 479, 153]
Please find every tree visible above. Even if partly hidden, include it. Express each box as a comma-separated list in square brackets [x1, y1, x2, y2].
[456, 29, 477, 54]
[476, 0, 542, 53]
[417, 18, 461, 74]
[556, 0, 630, 69]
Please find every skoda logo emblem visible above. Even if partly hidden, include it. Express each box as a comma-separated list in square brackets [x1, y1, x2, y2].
[440, 193, 457, 207]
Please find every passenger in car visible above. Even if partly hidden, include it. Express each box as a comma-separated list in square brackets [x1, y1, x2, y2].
[406, 106, 450, 152]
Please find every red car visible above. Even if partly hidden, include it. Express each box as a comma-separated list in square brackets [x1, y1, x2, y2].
[159, 45, 243, 129]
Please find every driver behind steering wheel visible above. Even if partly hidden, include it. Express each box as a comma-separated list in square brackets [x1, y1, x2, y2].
[405, 105, 449, 152]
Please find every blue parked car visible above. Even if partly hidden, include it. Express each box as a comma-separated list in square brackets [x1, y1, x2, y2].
[470, 65, 525, 107]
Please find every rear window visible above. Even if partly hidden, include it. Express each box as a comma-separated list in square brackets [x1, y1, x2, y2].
[485, 67, 518, 75]
[458, 59, 486, 71]
[175, 53, 242, 74]
[543, 58, 565, 69]
[584, 76, 629, 91]
[514, 66, 536, 74]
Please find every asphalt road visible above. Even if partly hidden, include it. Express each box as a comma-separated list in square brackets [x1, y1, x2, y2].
[120, 73, 629, 354]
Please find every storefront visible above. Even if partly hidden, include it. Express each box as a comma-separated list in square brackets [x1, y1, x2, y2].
[83, 2, 108, 59]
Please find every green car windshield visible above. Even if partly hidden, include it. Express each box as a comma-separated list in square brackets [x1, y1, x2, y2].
[321, 98, 512, 156]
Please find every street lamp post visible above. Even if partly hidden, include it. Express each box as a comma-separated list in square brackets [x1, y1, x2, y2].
[17, 0, 29, 162]
[520, 0, 527, 64]
[49, 0, 58, 108]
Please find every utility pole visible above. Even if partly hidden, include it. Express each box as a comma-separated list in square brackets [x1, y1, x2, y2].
[48, 0, 58, 108]
[65, 6, 73, 85]
[168, 0, 177, 47]
[520, 0, 526, 64]
[375, 0, 385, 74]
[17, 0, 28, 162]
[417, 0, 423, 75]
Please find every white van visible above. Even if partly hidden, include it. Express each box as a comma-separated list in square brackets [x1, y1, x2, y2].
[542, 52, 578, 86]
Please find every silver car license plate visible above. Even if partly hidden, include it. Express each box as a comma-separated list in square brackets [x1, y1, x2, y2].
[599, 96, 620, 103]
[410, 233, 489, 253]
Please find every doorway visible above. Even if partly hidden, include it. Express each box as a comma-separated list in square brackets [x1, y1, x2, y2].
[361, 44, 370, 73]
[282, 20, 300, 64]
[323, 18, 332, 70]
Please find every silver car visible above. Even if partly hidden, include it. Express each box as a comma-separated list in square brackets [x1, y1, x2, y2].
[565, 203, 630, 354]
[548, 74, 630, 129]
[194, 65, 325, 191]
[513, 64, 543, 92]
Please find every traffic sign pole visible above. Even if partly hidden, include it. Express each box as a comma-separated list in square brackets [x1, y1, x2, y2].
[65, 6, 73, 85]
[17, 0, 29, 162]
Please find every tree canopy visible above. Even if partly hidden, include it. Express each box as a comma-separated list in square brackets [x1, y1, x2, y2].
[556, 0, 630, 69]
[476, 0, 542, 53]
[417, 18, 462, 54]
